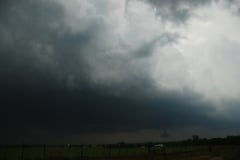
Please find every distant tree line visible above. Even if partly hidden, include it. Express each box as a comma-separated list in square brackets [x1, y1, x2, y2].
[167, 135, 240, 146]
[1, 135, 240, 148]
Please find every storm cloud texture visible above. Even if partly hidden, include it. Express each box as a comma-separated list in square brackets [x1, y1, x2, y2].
[1, 0, 240, 144]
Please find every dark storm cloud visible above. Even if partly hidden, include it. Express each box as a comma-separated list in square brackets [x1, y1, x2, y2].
[143, 0, 240, 23]
[1, 0, 240, 144]
[0, 86, 229, 134]
[0, 0, 158, 135]
[0, 0, 95, 89]
[0, 0, 213, 90]
[142, 0, 210, 23]
[0, 0, 63, 85]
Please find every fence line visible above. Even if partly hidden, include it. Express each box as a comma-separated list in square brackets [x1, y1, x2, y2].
[1, 144, 229, 160]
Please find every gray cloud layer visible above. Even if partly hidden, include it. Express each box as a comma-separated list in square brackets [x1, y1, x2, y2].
[1, 0, 240, 143]
[143, 0, 210, 23]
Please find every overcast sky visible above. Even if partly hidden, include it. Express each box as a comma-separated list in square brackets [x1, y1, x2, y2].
[1, 0, 240, 144]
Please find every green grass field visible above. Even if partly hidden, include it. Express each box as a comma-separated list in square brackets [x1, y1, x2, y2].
[0, 145, 240, 160]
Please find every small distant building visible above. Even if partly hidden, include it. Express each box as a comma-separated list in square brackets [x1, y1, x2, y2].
[154, 144, 164, 147]
[149, 144, 165, 155]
